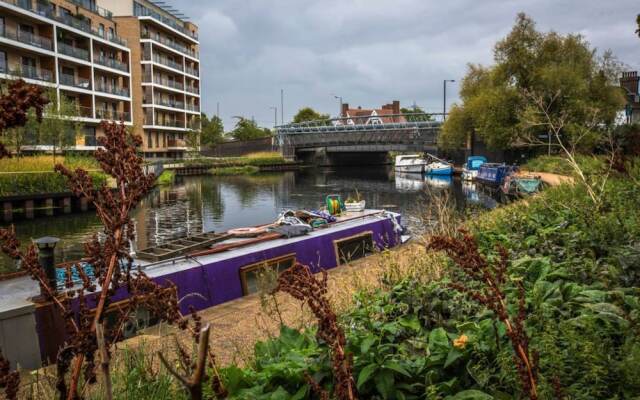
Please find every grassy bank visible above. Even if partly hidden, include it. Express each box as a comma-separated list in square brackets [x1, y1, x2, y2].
[185, 152, 288, 169]
[209, 165, 260, 176]
[0, 156, 107, 197]
[522, 154, 605, 175]
[156, 170, 175, 185]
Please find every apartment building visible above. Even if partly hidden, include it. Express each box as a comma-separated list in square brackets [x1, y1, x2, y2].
[0, 0, 200, 158]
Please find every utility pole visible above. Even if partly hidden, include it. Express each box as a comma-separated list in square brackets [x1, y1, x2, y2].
[443, 79, 455, 121]
[280, 89, 284, 125]
[269, 106, 277, 128]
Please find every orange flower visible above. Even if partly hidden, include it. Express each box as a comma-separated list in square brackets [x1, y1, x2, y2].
[453, 334, 469, 349]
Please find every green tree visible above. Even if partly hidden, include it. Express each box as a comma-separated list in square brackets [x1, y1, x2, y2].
[440, 13, 626, 152]
[38, 89, 81, 162]
[292, 107, 330, 124]
[4, 109, 39, 156]
[400, 106, 432, 122]
[231, 117, 270, 141]
[200, 113, 224, 146]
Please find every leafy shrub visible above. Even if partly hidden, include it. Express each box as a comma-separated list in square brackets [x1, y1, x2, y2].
[522, 155, 605, 176]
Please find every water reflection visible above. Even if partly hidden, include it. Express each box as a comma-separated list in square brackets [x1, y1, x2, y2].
[1, 167, 501, 272]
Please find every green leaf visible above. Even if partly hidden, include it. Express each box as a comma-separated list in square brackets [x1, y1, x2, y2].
[360, 335, 376, 354]
[357, 363, 378, 389]
[428, 328, 450, 352]
[444, 348, 463, 368]
[382, 360, 412, 377]
[374, 369, 395, 399]
[399, 315, 421, 331]
[446, 389, 494, 399]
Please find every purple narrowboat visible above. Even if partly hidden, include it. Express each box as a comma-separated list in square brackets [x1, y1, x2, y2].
[0, 209, 405, 369]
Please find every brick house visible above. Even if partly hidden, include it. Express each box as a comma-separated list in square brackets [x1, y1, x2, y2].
[338, 100, 407, 125]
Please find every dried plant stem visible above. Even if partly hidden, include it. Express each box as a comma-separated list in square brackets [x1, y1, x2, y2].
[96, 323, 113, 400]
[159, 324, 211, 400]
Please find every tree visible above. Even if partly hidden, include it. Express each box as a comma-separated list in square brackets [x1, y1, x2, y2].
[38, 89, 81, 162]
[440, 13, 626, 152]
[292, 107, 330, 124]
[4, 109, 39, 156]
[200, 113, 224, 146]
[400, 106, 432, 122]
[231, 117, 271, 141]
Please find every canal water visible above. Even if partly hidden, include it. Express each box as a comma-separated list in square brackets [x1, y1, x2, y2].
[0, 167, 500, 273]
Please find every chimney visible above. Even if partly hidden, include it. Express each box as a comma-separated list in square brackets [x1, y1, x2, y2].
[341, 103, 349, 117]
[392, 100, 400, 114]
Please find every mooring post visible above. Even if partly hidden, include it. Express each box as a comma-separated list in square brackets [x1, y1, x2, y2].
[2, 202, 12, 222]
[34, 236, 60, 294]
[62, 197, 71, 214]
[24, 200, 34, 219]
[44, 198, 54, 216]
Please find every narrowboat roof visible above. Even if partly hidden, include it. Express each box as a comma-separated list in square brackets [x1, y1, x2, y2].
[0, 209, 400, 309]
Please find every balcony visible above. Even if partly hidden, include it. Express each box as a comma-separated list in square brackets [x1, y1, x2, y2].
[95, 83, 129, 97]
[0, 0, 127, 46]
[74, 105, 93, 118]
[3, 64, 54, 82]
[0, 25, 53, 50]
[185, 86, 199, 94]
[59, 73, 91, 89]
[68, 0, 113, 20]
[150, 98, 184, 109]
[186, 104, 200, 112]
[135, 7, 198, 41]
[148, 54, 183, 71]
[185, 66, 199, 77]
[93, 55, 128, 72]
[57, 42, 90, 61]
[145, 117, 184, 128]
[95, 108, 130, 121]
[141, 31, 198, 58]
[187, 121, 201, 130]
[167, 138, 186, 149]
[143, 75, 184, 91]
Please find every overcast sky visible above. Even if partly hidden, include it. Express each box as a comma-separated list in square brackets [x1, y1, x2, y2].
[169, 0, 638, 129]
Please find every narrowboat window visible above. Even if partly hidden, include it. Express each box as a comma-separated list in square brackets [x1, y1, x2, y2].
[334, 231, 374, 265]
[240, 254, 296, 296]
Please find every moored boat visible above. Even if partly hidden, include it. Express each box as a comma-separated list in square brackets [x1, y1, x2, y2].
[0, 208, 406, 369]
[425, 161, 454, 176]
[461, 156, 487, 181]
[395, 154, 428, 173]
[502, 174, 543, 196]
[476, 163, 518, 186]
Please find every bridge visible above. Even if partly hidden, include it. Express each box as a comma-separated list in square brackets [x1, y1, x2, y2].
[275, 113, 443, 165]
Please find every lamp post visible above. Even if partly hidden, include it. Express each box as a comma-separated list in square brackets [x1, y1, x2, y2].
[332, 94, 343, 118]
[443, 79, 455, 121]
[269, 106, 278, 128]
[34, 236, 60, 293]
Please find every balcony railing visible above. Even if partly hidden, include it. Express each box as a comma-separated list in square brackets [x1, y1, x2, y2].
[6, 65, 54, 82]
[93, 55, 128, 72]
[57, 42, 90, 61]
[95, 109, 130, 121]
[143, 75, 184, 90]
[135, 7, 198, 41]
[150, 98, 184, 109]
[187, 121, 201, 130]
[0, 25, 53, 50]
[141, 31, 198, 58]
[68, 0, 113, 20]
[1, 0, 127, 46]
[186, 104, 199, 112]
[185, 66, 199, 77]
[95, 83, 129, 97]
[185, 86, 199, 94]
[59, 73, 91, 89]
[75, 105, 93, 118]
[167, 139, 186, 148]
[150, 54, 183, 71]
[145, 118, 184, 128]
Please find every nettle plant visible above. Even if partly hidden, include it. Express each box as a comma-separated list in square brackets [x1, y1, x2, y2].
[0, 117, 221, 400]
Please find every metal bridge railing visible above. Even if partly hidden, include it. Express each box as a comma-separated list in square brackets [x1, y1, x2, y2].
[275, 113, 441, 135]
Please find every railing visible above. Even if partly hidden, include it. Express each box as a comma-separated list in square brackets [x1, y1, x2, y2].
[186, 104, 199, 112]
[0, 0, 127, 46]
[95, 109, 130, 121]
[144, 75, 184, 90]
[76, 105, 94, 118]
[57, 42, 90, 61]
[187, 121, 201, 130]
[0, 25, 53, 50]
[185, 66, 199, 77]
[167, 139, 186, 148]
[152, 98, 184, 109]
[68, 0, 113, 20]
[277, 113, 441, 134]
[147, 118, 184, 128]
[141, 31, 198, 58]
[9, 65, 54, 82]
[150, 54, 183, 71]
[95, 83, 129, 97]
[59, 73, 91, 89]
[185, 86, 199, 94]
[134, 7, 198, 41]
[93, 55, 128, 72]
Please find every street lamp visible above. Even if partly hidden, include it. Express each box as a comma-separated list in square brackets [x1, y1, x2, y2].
[332, 94, 343, 118]
[443, 79, 455, 121]
[269, 106, 278, 127]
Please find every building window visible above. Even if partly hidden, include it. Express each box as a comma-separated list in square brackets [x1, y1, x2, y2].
[239, 254, 296, 296]
[147, 132, 153, 148]
[83, 127, 96, 146]
[0, 50, 6, 73]
[333, 232, 374, 265]
[155, 132, 159, 148]
[98, 24, 105, 38]
[108, 27, 114, 40]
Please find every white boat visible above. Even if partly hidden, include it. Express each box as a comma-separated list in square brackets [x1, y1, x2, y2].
[395, 154, 428, 174]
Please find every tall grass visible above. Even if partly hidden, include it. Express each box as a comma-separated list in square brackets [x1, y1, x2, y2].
[522, 154, 605, 175]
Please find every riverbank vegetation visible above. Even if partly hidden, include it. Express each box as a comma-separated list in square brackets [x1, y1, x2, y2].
[156, 170, 176, 185]
[210, 165, 260, 176]
[0, 155, 107, 197]
[186, 152, 289, 173]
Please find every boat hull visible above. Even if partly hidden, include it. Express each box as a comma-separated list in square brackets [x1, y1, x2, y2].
[426, 166, 453, 176]
[395, 164, 425, 174]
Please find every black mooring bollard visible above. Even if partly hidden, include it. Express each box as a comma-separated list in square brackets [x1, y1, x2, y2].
[34, 236, 60, 293]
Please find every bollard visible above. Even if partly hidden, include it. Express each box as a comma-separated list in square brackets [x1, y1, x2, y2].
[33, 237, 60, 294]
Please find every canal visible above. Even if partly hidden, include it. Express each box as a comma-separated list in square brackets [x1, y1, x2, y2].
[0, 167, 499, 273]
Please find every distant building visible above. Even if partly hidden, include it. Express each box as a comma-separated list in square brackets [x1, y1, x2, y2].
[620, 71, 640, 124]
[338, 100, 407, 125]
